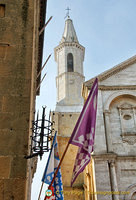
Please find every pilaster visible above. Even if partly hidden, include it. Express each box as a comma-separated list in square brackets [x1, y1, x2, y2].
[104, 110, 113, 152]
[109, 160, 119, 200]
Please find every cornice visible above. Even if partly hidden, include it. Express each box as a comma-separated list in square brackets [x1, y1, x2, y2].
[99, 85, 136, 91]
[92, 153, 117, 161]
[86, 85, 136, 91]
[56, 71, 85, 79]
[84, 54, 136, 88]
[54, 42, 85, 52]
[92, 153, 136, 161]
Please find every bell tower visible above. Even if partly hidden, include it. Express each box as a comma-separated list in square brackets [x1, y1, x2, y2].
[52, 17, 85, 200]
[54, 17, 85, 112]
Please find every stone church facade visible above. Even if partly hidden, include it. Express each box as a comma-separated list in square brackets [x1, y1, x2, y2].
[83, 56, 136, 200]
[52, 17, 136, 200]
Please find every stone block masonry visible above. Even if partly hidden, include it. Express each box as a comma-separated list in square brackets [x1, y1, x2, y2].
[0, 0, 45, 199]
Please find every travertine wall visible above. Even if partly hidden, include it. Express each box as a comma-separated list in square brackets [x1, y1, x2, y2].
[0, 1, 40, 199]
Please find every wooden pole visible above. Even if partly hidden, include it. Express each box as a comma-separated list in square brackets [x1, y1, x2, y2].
[39, 16, 53, 36]
[49, 142, 70, 188]
[38, 182, 44, 200]
[36, 73, 47, 92]
[37, 54, 51, 79]
[43, 142, 70, 200]
[43, 137, 71, 200]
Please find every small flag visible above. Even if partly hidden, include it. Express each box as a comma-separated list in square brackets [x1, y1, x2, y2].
[69, 78, 98, 186]
[42, 132, 64, 200]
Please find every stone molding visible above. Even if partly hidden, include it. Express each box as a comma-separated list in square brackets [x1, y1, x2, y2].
[92, 153, 117, 162]
[124, 183, 136, 200]
[56, 71, 85, 79]
[84, 54, 136, 88]
[99, 85, 136, 91]
[55, 42, 85, 52]
[55, 104, 83, 112]
[54, 42, 85, 61]
[54, 42, 85, 62]
[85, 85, 136, 91]
[104, 91, 136, 110]
[104, 110, 111, 114]
[109, 160, 116, 167]
[92, 154, 136, 161]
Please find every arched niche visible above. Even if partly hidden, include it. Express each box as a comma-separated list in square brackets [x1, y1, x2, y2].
[104, 92, 136, 145]
[132, 192, 136, 200]
[104, 91, 136, 111]
[124, 183, 136, 200]
[67, 53, 74, 72]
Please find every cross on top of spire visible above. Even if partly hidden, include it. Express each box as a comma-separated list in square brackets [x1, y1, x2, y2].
[65, 7, 71, 19]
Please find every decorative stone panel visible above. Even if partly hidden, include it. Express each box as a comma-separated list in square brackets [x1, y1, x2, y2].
[118, 103, 136, 144]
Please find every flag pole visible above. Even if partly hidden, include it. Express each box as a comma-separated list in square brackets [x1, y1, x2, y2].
[38, 182, 44, 200]
[49, 141, 70, 188]
[43, 142, 70, 200]
[37, 54, 51, 79]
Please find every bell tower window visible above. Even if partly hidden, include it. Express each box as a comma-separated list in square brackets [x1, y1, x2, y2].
[67, 53, 74, 72]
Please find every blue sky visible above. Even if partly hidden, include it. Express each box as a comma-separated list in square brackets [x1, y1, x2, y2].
[31, 0, 136, 199]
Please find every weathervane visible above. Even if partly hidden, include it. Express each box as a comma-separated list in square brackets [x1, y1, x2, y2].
[65, 7, 71, 19]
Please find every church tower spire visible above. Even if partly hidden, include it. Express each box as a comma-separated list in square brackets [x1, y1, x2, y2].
[52, 18, 85, 198]
[54, 18, 85, 112]
[60, 18, 78, 43]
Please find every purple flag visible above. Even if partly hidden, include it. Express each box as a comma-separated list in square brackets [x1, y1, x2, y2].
[69, 78, 98, 186]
